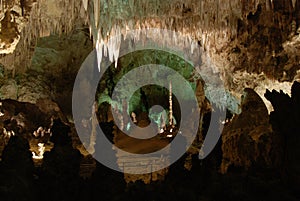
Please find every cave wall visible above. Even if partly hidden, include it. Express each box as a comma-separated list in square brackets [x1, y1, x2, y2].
[0, 0, 298, 115]
[1, 29, 93, 117]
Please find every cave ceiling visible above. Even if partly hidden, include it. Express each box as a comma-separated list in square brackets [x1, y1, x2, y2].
[0, 0, 300, 113]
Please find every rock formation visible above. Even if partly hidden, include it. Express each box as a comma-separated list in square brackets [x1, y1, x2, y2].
[221, 88, 273, 173]
[0, 0, 299, 107]
[0, 1, 299, 200]
[265, 81, 300, 188]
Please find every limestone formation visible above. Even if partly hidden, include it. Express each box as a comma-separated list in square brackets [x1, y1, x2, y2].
[220, 88, 273, 173]
[0, 0, 298, 115]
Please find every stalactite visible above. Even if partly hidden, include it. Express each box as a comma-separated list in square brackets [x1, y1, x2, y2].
[266, 0, 272, 11]
[93, 0, 99, 30]
[292, 0, 296, 8]
[95, 36, 103, 72]
[0, 0, 87, 72]
[83, 0, 88, 11]
[0, 0, 290, 86]
[81, 0, 244, 73]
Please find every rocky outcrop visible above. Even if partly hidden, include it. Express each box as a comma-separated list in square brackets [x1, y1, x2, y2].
[0, 99, 57, 137]
[0, 79, 18, 100]
[0, 29, 92, 116]
[220, 88, 273, 173]
[265, 81, 300, 188]
[40, 118, 82, 201]
[0, 135, 35, 201]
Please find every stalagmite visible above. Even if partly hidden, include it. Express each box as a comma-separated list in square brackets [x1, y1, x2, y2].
[88, 101, 98, 155]
[131, 112, 137, 123]
[169, 81, 173, 127]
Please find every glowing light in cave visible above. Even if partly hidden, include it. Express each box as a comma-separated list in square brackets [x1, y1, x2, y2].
[131, 112, 137, 123]
[0, 102, 3, 117]
[2, 128, 15, 139]
[32, 143, 45, 160]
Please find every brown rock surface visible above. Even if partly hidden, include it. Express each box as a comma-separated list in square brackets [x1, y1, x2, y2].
[221, 88, 273, 173]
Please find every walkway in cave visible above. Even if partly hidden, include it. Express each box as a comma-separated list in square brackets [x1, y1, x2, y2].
[114, 120, 172, 183]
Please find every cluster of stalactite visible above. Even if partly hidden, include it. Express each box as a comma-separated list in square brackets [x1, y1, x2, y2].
[0, 0, 299, 75]
[81, 0, 300, 75]
[0, 0, 86, 73]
